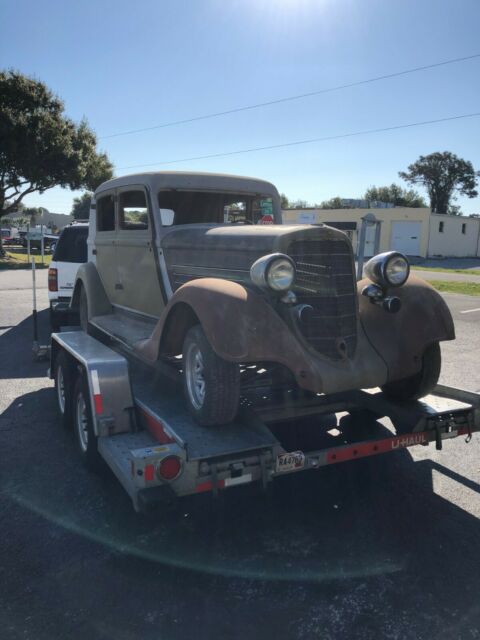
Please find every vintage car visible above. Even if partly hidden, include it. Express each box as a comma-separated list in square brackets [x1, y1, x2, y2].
[71, 171, 455, 426]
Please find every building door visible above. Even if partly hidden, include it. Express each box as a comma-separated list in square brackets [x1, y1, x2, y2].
[363, 224, 377, 257]
[390, 221, 422, 255]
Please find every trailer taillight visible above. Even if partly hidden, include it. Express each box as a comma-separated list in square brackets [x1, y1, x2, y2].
[48, 267, 58, 292]
[157, 456, 182, 481]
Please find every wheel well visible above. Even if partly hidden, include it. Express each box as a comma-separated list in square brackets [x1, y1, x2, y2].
[159, 303, 200, 357]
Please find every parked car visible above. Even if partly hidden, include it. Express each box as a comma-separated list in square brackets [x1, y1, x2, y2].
[71, 172, 455, 426]
[49, 222, 88, 331]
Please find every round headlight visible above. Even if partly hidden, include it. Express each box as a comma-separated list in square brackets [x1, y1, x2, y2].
[364, 251, 410, 288]
[385, 253, 409, 286]
[250, 253, 296, 292]
[267, 257, 295, 291]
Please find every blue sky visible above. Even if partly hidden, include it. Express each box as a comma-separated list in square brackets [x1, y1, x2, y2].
[2, 0, 480, 214]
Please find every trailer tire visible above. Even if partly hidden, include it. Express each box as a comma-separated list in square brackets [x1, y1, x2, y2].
[381, 342, 441, 402]
[73, 371, 102, 470]
[54, 351, 74, 429]
[182, 324, 240, 426]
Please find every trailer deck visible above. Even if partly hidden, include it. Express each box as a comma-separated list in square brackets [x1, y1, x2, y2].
[50, 330, 479, 512]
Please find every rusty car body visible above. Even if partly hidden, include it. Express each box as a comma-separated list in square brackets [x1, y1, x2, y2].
[71, 171, 455, 426]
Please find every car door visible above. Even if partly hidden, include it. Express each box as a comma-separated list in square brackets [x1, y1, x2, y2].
[94, 190, 122, 305]
[115, 185, 164, 317]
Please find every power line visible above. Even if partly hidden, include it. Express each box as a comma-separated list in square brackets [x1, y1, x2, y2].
[116, 111, 480, 171]
[101, 53, 480, 140]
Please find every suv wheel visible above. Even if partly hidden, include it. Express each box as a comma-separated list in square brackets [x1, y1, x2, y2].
[182, 325, 240, 426]
[381, 342, 441, 402]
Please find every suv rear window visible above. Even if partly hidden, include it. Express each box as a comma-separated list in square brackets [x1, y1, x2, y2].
[53, 227, 88, 263]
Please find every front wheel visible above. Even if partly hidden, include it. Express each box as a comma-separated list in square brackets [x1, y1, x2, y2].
[381, 342, 441, 402]
[182, 325, 241, 426]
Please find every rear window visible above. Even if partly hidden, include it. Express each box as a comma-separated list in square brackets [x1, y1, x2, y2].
[53, 227, 88, 263]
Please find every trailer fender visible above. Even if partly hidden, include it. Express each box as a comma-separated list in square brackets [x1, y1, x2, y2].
[134, 278, 309, 368]
[71, 262, 112, 319]
[358, 274, 455, 382]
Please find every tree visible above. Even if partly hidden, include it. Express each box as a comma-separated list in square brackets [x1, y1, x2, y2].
[0, 70, 113, 254]
[72, 192, 92, 220]
[280, 193, 290, 209]
[319, 196, 344, 209]
[365, 183, 426, 208]
[399, 152, 479, 214]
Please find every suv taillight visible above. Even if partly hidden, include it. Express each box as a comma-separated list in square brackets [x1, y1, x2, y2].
[48, 267, 58, 292]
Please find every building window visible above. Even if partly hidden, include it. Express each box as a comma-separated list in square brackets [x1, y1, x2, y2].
[462, 223, 466, 234]
[439, 221, 444, 233]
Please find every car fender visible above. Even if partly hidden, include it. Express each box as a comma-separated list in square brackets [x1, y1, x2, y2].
[70, 262, 112, 319]
[358, 274, 455, 382]
[134, 278, 311, 369]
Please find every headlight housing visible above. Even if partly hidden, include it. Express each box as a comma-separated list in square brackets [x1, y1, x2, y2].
[364, 251, 410, 288]
[250, 253, 296, 292]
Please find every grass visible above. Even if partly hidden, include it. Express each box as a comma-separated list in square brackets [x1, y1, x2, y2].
[0, 249, 52, 269]
[412, 265, 480, 276]
[429, 280, 480, 297]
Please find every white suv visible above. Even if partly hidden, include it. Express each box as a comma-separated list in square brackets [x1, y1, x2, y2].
[48, 222, 88, 330]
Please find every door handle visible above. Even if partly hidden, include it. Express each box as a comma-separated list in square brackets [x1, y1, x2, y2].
[115, 283, 124, 290]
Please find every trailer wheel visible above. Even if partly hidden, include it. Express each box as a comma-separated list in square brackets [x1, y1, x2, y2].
[54, 351, 74, 429]
[73, 371, 102, 470]
[182, 324, 240, 426]
[381, 342, 441, 402]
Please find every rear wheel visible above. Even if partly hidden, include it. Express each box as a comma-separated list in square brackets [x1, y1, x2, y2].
[381, 342, 441, 401]
[54, 351, 74, 429]
[182, 325, 240, 426]
[73, 371, 102, 470]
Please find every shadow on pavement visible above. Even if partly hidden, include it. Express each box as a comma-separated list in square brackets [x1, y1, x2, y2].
[0, 308, 51, 379]
[1, 384, 479, 639]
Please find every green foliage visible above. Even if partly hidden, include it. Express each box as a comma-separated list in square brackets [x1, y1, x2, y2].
[0, 70, 113, 220]
[364, 184, 426, 208]
[399, 151, 479, 214]
[71, 192, 92, 220]
[280, 193, 290, 209]
[319, 197, 344, 209]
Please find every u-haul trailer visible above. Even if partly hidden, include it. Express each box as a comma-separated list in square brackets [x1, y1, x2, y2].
[50, 330, 479, 512]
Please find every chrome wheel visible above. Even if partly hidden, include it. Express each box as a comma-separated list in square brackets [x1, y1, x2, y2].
[56, 366, 66, 414]
[185, 343, 206, 410]
[76, 392, 89, 453]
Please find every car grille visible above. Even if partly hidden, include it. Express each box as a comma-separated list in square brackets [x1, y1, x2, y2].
[287, 238, 357, 360]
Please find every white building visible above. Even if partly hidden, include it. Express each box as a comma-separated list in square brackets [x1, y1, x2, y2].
[282, 207, 480, 258]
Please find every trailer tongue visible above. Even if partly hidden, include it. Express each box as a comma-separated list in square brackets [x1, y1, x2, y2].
[50, 331, 479, 513]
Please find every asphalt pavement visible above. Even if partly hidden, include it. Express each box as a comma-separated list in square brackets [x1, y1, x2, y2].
[0, 269, 479, 640]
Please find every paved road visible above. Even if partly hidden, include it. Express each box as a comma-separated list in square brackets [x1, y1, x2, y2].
[0, 272, 479, 640]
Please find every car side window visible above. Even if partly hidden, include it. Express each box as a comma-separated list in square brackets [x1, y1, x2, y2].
[119, 190, 149, 231]
[97, 194, 115, 231]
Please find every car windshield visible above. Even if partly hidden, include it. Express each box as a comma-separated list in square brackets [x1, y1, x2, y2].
[158, 190, 275, 224]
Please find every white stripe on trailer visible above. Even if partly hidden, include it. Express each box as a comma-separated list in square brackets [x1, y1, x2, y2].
[91, 369, 101, 395]
[224, 473, 253, 488]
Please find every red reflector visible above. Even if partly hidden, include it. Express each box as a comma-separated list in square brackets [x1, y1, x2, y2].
[94, 394, 103, 415]
[157, 456, 182, 481]
[48, 267, 58, 292]
[144, 464, 155, 482]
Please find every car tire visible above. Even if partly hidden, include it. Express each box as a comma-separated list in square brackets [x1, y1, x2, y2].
[381, 342, 441, 402]
[73, 371, 102, 470]
[54, 351, 74, 429]
[182, 324, 241, 426]
[79, 285, 89, 333]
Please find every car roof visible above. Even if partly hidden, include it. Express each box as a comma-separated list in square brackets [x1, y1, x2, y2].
[95, 171, 280, 198]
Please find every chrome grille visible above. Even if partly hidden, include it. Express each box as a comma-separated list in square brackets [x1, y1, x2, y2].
[288, 239, 357, 360]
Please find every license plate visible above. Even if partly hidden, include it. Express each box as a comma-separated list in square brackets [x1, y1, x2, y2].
[276, 451, 305, 473]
